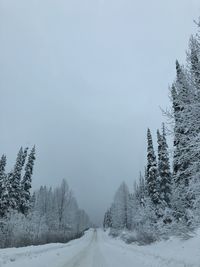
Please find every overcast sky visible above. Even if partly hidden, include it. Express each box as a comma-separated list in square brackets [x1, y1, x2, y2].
[1, 0, 200, 224]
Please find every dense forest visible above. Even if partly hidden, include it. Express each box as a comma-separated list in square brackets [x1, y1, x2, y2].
[104, 21, 200, 244]
[0, 147, 90, 248]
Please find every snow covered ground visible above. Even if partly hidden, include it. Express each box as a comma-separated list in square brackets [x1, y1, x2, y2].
[0, 228, 199, 267]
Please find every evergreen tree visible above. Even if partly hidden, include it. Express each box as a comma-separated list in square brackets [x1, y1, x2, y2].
[188, 35, 200, 91]
[170, 60, 195, 222]
[20, 146, 36, 214]
[157, 124, 171, 207]
[146, 129, 159, 205]
[0, 155, 9, 217]
[103, 208, 112, 229]
[8, 147, 28, 211]
[171, 61, 193, 186]
[187, 34, 200, 176]
[0, 155, 6, 197]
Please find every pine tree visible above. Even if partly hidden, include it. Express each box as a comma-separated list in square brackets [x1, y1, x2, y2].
[0, 155, 6, 197]
[103, 208, 112, 229]
[146, 129, 159, 205]
[20, 146, 36, 214]
[188, 35, 200, 91]
[172, 61, 193, 186]
[8, 147, 28, 211]
[187, 34, 200, 175]
[157, 124, 171, 207]
[0, 155, 9, 217]
[170, 60, 195, 222]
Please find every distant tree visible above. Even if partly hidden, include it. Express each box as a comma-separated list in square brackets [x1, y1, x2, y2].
[103, 208, 112, 229]
[111, 182, 129, 229]
[157, 124, 172, 207]
[8, 147, 28, 211]
[146, 129, 159, 205]
[0, 155, 8, 217]
[20, 146, 36, 214]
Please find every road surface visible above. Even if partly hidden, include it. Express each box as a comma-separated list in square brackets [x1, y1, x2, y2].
[0, 229, 197, 267]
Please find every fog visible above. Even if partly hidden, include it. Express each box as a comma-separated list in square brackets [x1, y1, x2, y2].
[1, 0, 200, 224]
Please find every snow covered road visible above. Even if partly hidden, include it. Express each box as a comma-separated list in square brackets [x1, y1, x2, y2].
[0, 229, 199, 267]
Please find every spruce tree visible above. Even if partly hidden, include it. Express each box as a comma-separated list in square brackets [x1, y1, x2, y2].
[103, 208, 112, 229]
[0, 155, 6, 197]
[170, 60, 196, 223]
[172, 61, 193, 186]
[0, 155, 9, 217]
[157, 124, 171, 207]
[187, 34, 200, 175]
[146, 129, 159, 205]
[188, 35, 200, 91]
[8, 147, 28, 211]
[20, 146, 36, 214]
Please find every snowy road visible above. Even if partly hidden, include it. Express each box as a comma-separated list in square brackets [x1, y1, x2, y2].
[0, 229, 199, 267]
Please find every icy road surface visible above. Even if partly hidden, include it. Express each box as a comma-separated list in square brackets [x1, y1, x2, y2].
[0, 229, 199, 267]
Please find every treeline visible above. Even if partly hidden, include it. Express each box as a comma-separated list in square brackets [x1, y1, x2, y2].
[104, 20, 200, 243]
[0, 147, 90, 248]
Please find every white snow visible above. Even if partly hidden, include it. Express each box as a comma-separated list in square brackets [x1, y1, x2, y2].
[0, 228, 200, 267]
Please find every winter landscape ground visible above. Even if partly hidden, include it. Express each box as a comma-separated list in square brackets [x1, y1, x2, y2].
[0, 228, 200, 267]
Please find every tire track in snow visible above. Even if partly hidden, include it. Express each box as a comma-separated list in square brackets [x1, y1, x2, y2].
[62, 230, 107, 267]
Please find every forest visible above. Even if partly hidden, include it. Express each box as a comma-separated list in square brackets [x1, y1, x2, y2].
[104, 21, 200, 244]
[0, 147, 90, 248]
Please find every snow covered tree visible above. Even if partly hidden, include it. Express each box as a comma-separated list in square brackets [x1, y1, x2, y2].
[0, 155, 7, 198]
[7, 147, 28, 211]
[188, 35, 200, 92]
[7, 148, 23, 211]
[111, 182, 129, 229]
[20, 146, 36, 214]
[171, 61, 194, 187]
[103, 208, 112, 229]
[170, 59, 197, 224]
[31, 180, 90, 244]
[146, 129, 159, 205]
[0, 155, 9, 217]
[137, 172, 146, 205]
[157, 125, 172, 207]
[54, 179, 72, 231]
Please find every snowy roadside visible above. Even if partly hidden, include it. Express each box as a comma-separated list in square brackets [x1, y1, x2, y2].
[137, 230, 200, 267]
[0, 229, 93, 267]
[1, 229, 200, 267]
[106, 229, 200, 267]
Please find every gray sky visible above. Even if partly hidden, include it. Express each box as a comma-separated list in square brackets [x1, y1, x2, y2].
[1, 0, 200, 224]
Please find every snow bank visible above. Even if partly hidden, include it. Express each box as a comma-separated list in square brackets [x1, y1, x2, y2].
[0, 229, 93, 267]
[108, 228, 200, 267]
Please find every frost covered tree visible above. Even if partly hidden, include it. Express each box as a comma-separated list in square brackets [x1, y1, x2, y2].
[105, 20, 200, 240]
[146, 129, 159, 205]
[0, 147, 90, 248]
[31, 179, 90, 244]
[0, 178, 90, 247]
[170, 58, 199, 224]
[168, 23, 200, 227]
[0, 155, 9, 217]
[103, 208, 112, 229]
[8, 147, 28, 211]
[157, 125, 172, 207]
[111, 182, 129, 229]
[171, 61, 193, 187]
[20, 146, 36, 214]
